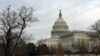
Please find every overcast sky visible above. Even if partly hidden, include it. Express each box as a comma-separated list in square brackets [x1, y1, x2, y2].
[0, 0, 100, 43]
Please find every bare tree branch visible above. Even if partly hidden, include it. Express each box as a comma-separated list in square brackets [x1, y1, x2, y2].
[0, 5, 38, 56]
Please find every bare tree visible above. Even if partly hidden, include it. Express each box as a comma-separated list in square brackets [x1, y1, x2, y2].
[55, 43, 64, 56]
[91, 20, 100, 33]
[90, 20, 100, 55]
[0, 5, 37, 56]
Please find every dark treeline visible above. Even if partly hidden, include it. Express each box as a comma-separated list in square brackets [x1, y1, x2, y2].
[10, 43, 100, 56]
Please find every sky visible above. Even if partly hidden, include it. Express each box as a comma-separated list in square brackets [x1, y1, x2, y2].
[0, 0, 100, 43]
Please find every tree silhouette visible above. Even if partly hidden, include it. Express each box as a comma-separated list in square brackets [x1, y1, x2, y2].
[37, 44, 50, 55]
[0, 5, 37, 56]
[55, 43, 64, 56]
[27, 43, 37, 56]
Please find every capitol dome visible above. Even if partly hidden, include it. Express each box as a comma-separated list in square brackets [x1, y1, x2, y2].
[51, 10, 69, 38]
[52, 10, 68, 31]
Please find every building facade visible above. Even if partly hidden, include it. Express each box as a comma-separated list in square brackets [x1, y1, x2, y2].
[38, 10, 100, 52]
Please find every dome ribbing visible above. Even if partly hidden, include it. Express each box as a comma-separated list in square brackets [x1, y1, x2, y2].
[52, 10, 68, 31]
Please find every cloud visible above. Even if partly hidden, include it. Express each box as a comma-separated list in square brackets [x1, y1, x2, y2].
[0, 0, 100, 43]
[25, 0, 100, 42]
[72, 7, 100, 30]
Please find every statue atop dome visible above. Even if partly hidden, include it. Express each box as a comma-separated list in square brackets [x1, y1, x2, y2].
[59, 10, 62, 18]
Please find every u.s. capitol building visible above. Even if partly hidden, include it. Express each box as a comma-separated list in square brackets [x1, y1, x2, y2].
[38, 10, 100, 51]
